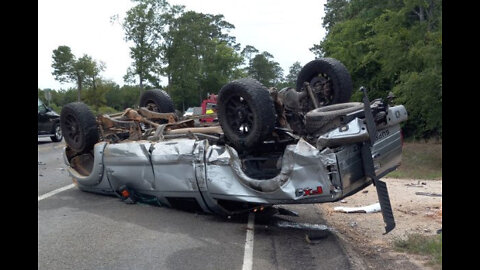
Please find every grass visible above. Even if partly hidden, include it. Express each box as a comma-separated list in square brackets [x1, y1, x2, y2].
[394, 233, 442, 269]
[388, 141, 442, 179]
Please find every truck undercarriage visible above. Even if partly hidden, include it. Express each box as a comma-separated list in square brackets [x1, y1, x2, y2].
[61, 58, 407, 234]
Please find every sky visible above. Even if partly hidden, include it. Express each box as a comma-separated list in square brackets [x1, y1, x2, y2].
[38, 0, 327, 90]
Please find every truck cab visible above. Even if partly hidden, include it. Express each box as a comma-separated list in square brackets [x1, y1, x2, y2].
[200, 94, 218, 123]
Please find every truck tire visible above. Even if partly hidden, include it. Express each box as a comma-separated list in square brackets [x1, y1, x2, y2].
[296, 58, 353, 106]
[139, 89, 175, 113]
[217, 78, 276, 152]
[305, 102, 364, 134]
[139, 89, 175, 125]
[60, 102, 99, 153]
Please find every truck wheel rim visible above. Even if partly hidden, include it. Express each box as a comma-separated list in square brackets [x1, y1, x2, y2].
[145, 101, 159, 112]
[64, 115, 81, 145]
[224, 95, 254, 137]
[310, 74, 333, 106]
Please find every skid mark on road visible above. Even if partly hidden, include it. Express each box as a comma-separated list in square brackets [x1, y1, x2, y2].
[38, 184, 75, 201]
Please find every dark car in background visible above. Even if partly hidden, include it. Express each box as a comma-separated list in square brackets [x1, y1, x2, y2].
[38, 98, 63, 142]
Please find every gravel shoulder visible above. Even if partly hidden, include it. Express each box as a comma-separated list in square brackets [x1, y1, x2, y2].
[316, 178, 442, 270]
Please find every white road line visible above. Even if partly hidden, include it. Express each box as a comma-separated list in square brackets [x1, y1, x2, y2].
[38, 184, 75, 201]
[242, 213, 255, 270]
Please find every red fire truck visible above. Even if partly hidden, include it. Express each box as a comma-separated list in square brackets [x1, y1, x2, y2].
[200, 94, 218, 123]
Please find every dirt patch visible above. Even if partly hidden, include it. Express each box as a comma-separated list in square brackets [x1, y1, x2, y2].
[316, 178, 442, 270]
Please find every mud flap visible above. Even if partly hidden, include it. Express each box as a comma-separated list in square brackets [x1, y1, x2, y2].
[360, 87, 395, 234]
[374, 179, 395, 234]
[360, 143, 395, 234]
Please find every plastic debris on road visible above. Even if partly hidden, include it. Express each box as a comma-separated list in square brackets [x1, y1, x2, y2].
[333, 202, 381, 213]
[415, 192, 442, 197]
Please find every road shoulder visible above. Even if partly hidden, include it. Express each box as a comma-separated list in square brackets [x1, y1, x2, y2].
[316, 178, 442, 270]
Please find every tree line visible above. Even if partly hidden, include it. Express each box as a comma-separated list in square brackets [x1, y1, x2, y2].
[312, 0, 442, 140]
[41, 0, 441, 140]
[45, 0, 299, 113]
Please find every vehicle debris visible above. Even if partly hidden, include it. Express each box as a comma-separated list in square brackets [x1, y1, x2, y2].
[396, 209, 421, 216]
[334, 202, 381, 214]
[305, 231, 330, 243]
[415, 192, 442, 197]
[405, 180, 427, 187]
[274, 220, 331, 231]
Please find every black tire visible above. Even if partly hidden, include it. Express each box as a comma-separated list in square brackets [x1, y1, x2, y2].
[305, 102, 364, 134]
[60, 102, 99, 153]
[139, 89, 175, 113]
[296, 58, 353, 106]
[50, 123, 63, 142]
[217, 78, 276, 152]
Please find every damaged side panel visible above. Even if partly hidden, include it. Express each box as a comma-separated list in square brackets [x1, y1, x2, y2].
[150, 139, 198, 193]
[335, 144, 368, 196]
[63, 143, 115, 195]
[100, 139, 211, 212]
[65, 130, 400, 215]
[205, 139, 341, 204]
[103, 141, 156, 192]
[149, 138, 212, 212]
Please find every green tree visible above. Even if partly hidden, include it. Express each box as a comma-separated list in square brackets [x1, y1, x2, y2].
[51, 46, 104, 102]
[83, 79, 117, 110]
[246, 51, 283, 87]
[117, 0, 173, 90]
[121, 85, 143, 109]
[38, 87, 81, 113]
[104, 84, 142, 111]
[51, 46, 75, 84]
[241, 45, 259, 65]
[85, 59, 106, 91]
[163, 11, 243, 110]
[61, 88, 79, 105]
[104, 84, 123, 111]
[372, 0, 442, 139]
[311, 0, 441, 139]
[200, 39, 244, 97]
[285, 61, 302, 87]
[322, 0, 350, 32]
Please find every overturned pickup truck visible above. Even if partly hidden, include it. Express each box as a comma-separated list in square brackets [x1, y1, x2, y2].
[61, 58, 407, 234]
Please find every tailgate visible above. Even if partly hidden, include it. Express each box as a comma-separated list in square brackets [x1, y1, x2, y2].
[372, 124, 403, 178]
[332, 123, 403, 196]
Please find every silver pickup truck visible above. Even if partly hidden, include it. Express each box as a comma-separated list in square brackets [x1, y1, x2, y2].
[61, 58, 407, 234]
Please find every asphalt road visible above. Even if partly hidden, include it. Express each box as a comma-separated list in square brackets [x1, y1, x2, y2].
[38, 137, 353, 270]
